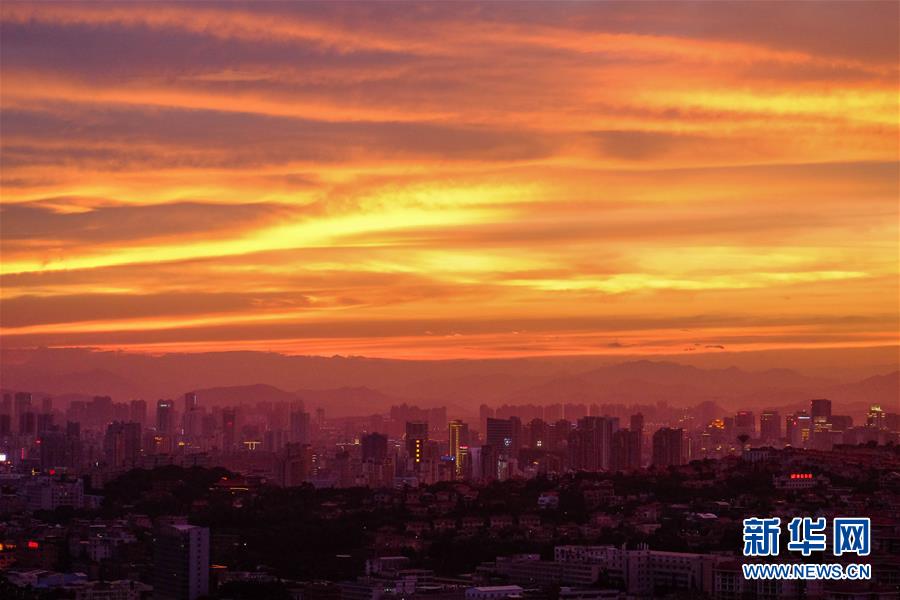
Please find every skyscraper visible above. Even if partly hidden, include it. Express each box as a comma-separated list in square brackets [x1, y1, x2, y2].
[652, 427, 684, 467]
[734, 411, 755, 439]
[611, 429, 641, 471]
[486, 417, 519, 456]
[182, 393, 202, 439]
[104, 421, 142, 468]
[448, 419, 469, 479]
[130, 399, 147, 426]
[361, 432, 388, 462]
[810, 399, 832, 420]
[153, 523, 210, 600]
[156, 399, 175, 435]
[222, 408, 237, 452]
[569, 416, 616, 471]
[405, 421, 428, 465]
[290, 409, 311, 444]
[759, 411, 781, 441]
[786, 412, 811, 447]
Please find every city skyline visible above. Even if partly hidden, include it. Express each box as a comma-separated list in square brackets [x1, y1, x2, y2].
[1, 2, 898, 361]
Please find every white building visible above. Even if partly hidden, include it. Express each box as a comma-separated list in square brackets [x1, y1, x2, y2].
[465, 585, 524, 600]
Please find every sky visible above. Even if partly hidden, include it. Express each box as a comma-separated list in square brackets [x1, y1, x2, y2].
[0, 1, 898, 361]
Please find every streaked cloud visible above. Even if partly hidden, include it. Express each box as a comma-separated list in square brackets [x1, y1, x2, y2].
[0, 1, 897, 359]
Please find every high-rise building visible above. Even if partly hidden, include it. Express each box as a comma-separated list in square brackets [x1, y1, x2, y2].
[569, 416, 616, 471]
[630, 413, 644, 463]
[652, 427, 684, 467]
[734, 411, 755, 439]
[405, 421, 428, 465]
[361, 432, 388, 462]
[130, 400, 147, 426]
[611, 429, 641, 471]
[829, 415, 853, 432]
[486, 417, 522, 457]
[526, 418, 549, 450]
[38, 430, 67, 471]
[290, 410, 311, 444]
[866, 405, 885, 429]
[448, 419, 470, 479]
[19, 411, 36, 435]
[184, 392, 199, 412]
[630, 413, 644, 433]
[810, 399, 832, 420]
[182, 393, 202, 439]
[759, 411, 781, 441]
[36, 413, 53, 433]
[278, 443, 314, 486]
[153, 523, 210, 600]
[786, 412, 812, 447]
[479, 404, 495, 436]
[156, 400, 175, 435]
[104, 421, 142, 468]
[14, 392, 32, 422]
[222, 409, 237, 452]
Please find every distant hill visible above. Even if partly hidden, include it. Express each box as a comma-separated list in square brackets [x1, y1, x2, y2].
[187, 383, 304, 408]
[1, 348, 896, 418]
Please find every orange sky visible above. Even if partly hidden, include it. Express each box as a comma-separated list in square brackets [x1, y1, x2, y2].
[0, 1, 898, 360]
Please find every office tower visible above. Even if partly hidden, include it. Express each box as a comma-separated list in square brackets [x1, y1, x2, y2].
[405, 421, 428, 465]
[36, 413, 53, 433]
[39, 430, 67, 471]
[829, 415, 853, 432]
[810, 399, 832, 420]
[448, 419, 469, 479]
[630, 413, 644, 434]
[156, 400, 175, 435]
[785, 412, 812, 447]
[361, 432, 388, 462]
[182, 393, 202, 439]
[19, 411, 36, 435]
[14, 392, 32, 419]
[759, 411, 781, 441]
[569, 416, 615, 471]
[485, 417, 516, 456]
[222, 409, 236, 452]
[630, 413, 644, 463]
[0, 414, 10, 436]
[611, 429, 641, 471]
[153, 523, 210, 600]
[0, 393, 11, 417]
[549, 420, 571, 451]
[866, 405, 885, 429]
[40, 397, 52, 414]
[130, 399, 147, 426]
[527, 418, 549, 450]
[479, 404, 494, 436]
[104, 422, 142, 468]
[278, 443, 314, 487]
[290, 410, 311, 444]
[479, 444, 498, 481]
[734, 411, 755, 439]
[652, 427, 684, 467]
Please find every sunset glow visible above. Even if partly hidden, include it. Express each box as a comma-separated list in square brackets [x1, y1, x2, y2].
[1, 1, 898, 359]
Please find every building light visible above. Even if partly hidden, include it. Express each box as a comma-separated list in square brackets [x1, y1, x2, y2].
[27, 540, 39, 549]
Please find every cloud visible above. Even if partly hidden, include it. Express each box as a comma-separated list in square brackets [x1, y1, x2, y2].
[0, 2, 896, 359]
